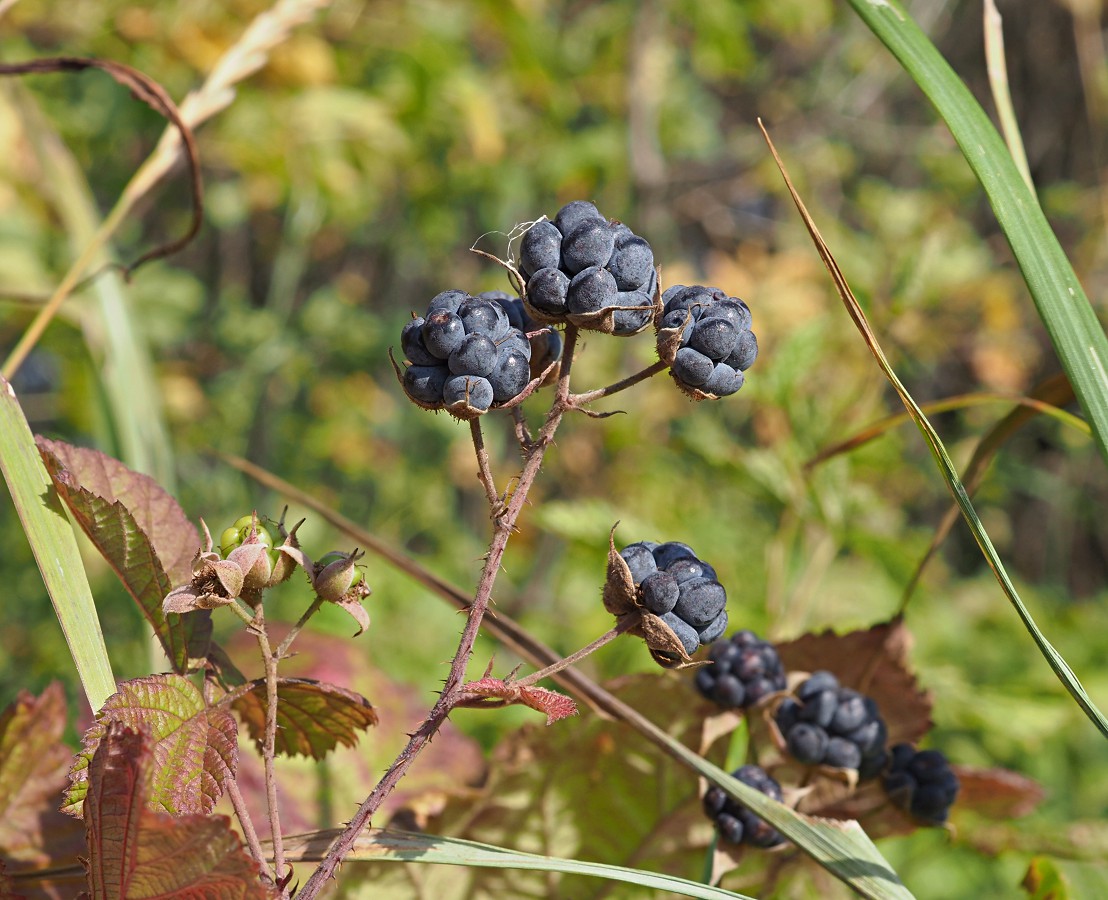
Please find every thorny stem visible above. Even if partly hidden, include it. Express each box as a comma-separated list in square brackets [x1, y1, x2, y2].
[296, 326, 582, 900]
[250, 604, 287, 891]
[513, 619, 634, 689]
[569, 358, 668, 406]
[226, 777, 273, 882]
[469, 417, 500, 512]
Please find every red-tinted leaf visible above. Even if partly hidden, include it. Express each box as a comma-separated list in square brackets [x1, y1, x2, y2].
[775, 616, 933, 745]
[64, 675, 237, 818]
[37, 439, 210, 672]
[83, 723, 273, 900]
[36, 440, 197, 585]
[461, 677, 578, 725]
[0, 684, 85, 867]
[953, 765, 1045, 819]
[230, 678, 377, 759]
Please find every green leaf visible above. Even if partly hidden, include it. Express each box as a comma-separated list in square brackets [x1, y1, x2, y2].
[284, 827, 756, 900]
[843, 0, 1108, 471]
[37, 438, 208, 672]
[229, 677, 378, 759]
[83, 722, 273, 900]
[64, 674, 237, 818]
[1022, 856, 1108, 899]
[0, 380, 115, 711]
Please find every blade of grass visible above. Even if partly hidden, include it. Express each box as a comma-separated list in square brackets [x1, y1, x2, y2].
[761, 120, 1108, 740]
[983, 0, 1033, 194]
[898, 373, 1077, 609]
[283, 827, 756, 899]
[0, 378, 115, 710]
[844, 0, 1108, 473]
[224, 453, 913, 899]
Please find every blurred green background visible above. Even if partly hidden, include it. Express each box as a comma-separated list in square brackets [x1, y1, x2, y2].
[1, 0, 1107, 896]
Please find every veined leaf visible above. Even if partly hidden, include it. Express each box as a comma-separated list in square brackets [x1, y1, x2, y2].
[64, 674, 237, 818]
[0, 684, 85, 866]
[37, 439, 208, 672]
[0, 380, 115, 711]
[229, 677, 378, 759]
[84, 722, 272, 900]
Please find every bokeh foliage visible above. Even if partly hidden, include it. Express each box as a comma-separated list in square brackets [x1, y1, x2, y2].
[1, 0, 1107, 897]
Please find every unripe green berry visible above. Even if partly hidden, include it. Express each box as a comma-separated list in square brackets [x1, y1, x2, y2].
[317, 551, 364, 587]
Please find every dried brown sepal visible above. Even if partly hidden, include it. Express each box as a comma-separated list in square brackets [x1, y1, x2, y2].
[654, 304, 689, 366]
[162, 555, 243, 614]
[267, 516, 303, 586]
[602, 526, 637, 616]
[601, 526, 696, 669]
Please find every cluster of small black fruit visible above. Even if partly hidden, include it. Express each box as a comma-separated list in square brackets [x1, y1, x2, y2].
[400, 290, 555, 413]
[519, 200, 657, 334]
[695, 630, 959, 849]
[660, 285, 759, 397]
[619, 540, 729, 655]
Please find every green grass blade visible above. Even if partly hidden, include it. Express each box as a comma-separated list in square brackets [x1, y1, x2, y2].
[0, 378, 115, 710]
[761, 123, 1108, 740]
[283, 826, 755, 899]
[845, 0, 1108, 471]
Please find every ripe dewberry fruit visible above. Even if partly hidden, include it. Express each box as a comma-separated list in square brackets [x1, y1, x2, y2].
[702, 765, 786, 849]
[518, 201, 657, 335]
[883, 743, 960, 824]
[694, 629, 787, 709]
[657, 284, 758, 400]
[617, 540, 728, 657]
[774, 671, 889, 779]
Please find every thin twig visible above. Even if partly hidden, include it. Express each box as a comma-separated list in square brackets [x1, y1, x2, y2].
[275, 595, 325, 659]
[469, 418, 500, 513]
[250, 605, 286, 887]
[513, 620, 633, 689]
[570, 359, 668, 406]
[226, 776, 274, 881]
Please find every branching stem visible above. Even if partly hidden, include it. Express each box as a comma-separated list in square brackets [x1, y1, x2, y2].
[297, 325, 582, 900]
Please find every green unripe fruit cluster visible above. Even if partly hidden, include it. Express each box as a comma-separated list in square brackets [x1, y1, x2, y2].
[220, 515, 278, 562]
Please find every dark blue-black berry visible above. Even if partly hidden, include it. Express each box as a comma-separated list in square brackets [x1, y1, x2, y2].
[883, 743, 959, 824]
[702, 765, 786, 850]
[659, 284, 757, 398]
[618, 539, 728, 658]
[694, 629, 786, 709]
[520, 201, 656, 334]
[775, 672, 889, 778]
[399, 292, 543, 415]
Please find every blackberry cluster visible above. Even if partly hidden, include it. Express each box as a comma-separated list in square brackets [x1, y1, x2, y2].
[702, 765, 786, 849]
[519, 200, 658, 335]
[400, 290, 539, 416]
[478, 290, 562, 383]
[774, 671, 888, 779]
[619, 541, 728, 656]
[658, 285, 758, 398]
[883, 744, 960, 824]
[694, 630, 787, 709]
